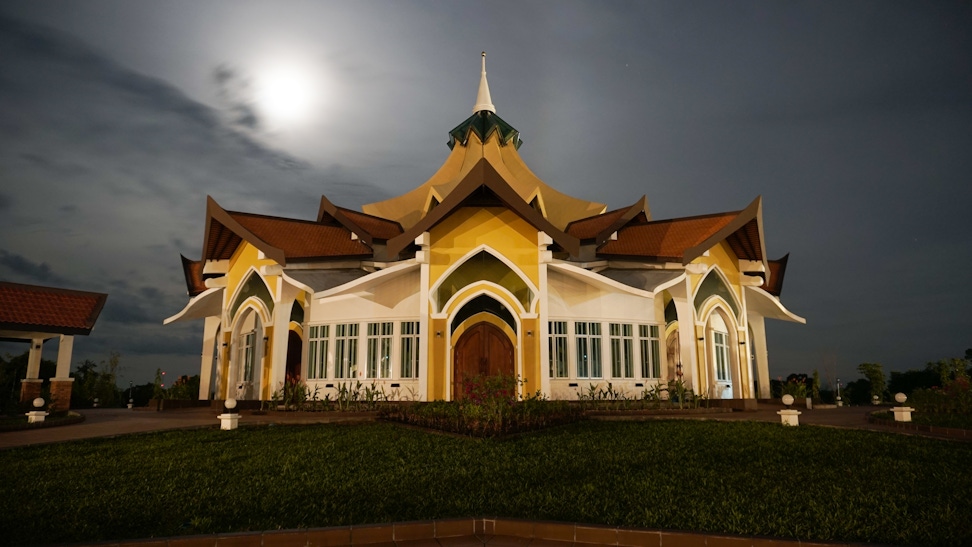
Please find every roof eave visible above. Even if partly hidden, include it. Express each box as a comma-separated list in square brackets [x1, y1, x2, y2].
[203, 196, 288, 266]
[682, 196, 766, 269]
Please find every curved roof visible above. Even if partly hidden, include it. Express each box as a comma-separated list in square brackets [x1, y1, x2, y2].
[363, 56, 606, 231]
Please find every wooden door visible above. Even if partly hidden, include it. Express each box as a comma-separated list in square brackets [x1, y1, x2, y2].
[453, 322, 514, 399]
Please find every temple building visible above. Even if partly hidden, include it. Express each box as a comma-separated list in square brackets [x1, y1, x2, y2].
[166, 54, 803, 404]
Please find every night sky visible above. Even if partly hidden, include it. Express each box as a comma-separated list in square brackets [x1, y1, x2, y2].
[1, 1, 970, 387]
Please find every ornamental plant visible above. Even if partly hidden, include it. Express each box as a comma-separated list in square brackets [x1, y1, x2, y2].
[379, 374, 583, 437]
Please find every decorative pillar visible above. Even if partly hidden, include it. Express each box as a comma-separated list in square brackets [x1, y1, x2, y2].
[20, 338, 45, 403]
[48, 334, 76, 410]
[892, 393, 915, 422]
[49, 378, 74, 411]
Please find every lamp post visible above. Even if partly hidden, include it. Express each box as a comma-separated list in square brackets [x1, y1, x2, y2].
[128, 381, 134, 409]
[836, 377, 842, 407]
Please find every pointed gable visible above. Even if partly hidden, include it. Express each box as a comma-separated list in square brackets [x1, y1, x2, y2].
[599, 197, 767, 268]
[386, 158, 580, 258]
[317, 196, 403, 244]
[202, 196, 372, 266]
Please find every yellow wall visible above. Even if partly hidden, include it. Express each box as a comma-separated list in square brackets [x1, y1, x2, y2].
[688, 241, 742, 303]
[429, 208, 540, 288]
[427, 207, 541, 400]
[225, 243, 279, 308]
[221, 242, 282, 401]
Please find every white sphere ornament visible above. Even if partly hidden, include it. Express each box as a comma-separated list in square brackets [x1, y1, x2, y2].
[225, 398, 237, 410]
[781, 394, 794, 406]
[895, 392, 907, 404]
[32, 397, 45, 409]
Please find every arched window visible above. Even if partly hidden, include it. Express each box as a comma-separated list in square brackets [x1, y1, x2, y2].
[435, 250, 533, 312]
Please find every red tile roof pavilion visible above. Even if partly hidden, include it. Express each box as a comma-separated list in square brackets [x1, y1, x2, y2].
[0, 281, 108, 336]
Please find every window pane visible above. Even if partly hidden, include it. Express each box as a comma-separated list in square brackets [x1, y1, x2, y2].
[548, 321, 568, 378]
[400, 321, 420, 378]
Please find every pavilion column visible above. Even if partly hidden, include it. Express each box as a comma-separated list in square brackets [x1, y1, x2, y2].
[49, 334, 76, 411]
[20, 338, 45, 404]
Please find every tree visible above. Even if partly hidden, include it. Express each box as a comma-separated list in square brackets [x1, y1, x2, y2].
[71, 352, 123, 408]
[857, 362, 886, 402]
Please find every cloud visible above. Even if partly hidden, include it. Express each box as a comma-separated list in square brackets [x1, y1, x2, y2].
[0, 15, 389, 381]
[213, 63, 261, 131]
[0, 250, 65, 284]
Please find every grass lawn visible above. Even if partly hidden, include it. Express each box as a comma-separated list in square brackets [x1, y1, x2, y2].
[1, 420, 969, 546]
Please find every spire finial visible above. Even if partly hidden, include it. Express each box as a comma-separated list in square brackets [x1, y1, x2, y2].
[473, 51, 496, 114]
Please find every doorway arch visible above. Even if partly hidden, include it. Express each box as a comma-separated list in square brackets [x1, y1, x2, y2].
[452, 322, 514, 400]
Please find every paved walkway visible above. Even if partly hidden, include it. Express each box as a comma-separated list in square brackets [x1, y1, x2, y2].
[0, 403, 959, 450]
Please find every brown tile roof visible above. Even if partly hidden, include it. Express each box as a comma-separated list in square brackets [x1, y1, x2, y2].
[201, 197, 373, 264]
[599, 212, 738, 261]
[180, 255, 207, 297]
[229, 212, 373, 260]
[0, 282, 107, 335]
[336, 208, 403, 241]
[566, 207, 630, 240]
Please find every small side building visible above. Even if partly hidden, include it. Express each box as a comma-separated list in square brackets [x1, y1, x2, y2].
[0, 281, 108, 410]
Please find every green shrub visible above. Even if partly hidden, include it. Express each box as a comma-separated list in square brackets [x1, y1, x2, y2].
[380, 375, 584, 437]
[910, 376, 972, 428]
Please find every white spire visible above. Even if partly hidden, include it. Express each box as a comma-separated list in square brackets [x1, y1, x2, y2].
[472, 51, 496, 114]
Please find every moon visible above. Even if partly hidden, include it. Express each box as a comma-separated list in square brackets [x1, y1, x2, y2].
[255, 64, 317, 127]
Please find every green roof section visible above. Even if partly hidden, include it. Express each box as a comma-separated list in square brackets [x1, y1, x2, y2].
[447, 111, 522, 150]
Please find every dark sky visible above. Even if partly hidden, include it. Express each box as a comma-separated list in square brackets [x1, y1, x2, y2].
[1, 1, 970, 386]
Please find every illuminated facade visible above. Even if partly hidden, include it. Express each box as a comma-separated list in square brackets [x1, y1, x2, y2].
[167, 55, 803, 403]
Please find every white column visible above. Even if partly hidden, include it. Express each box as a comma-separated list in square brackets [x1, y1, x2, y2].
[416, 233, 431, 402]
[270, 283, 300, 395]
[26, 338, 44, 379]
[673, 299, 697, 388]
[538, 232, 552, 397]
[198, 316, 220, 400]
[55, 335, 74, 379]
[749, 315, 770, 399]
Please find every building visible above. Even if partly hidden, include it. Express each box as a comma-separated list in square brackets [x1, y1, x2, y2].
[166, 54, 804, 404]
[1, 281, 108, 410]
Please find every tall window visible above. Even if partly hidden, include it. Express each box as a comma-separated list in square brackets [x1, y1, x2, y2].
[714, 330, 730, 382]
[367, 322, 393, 378]
[334, 323, 359, 379]
[549, 321, 569, 378]
[400, 321, 420, 378]
[610, 323, 634, 378]
[575, 322, 602, 378]
[241, 331, 256, 382]
[307, 325, 329, 379]
[639, 325, 661, 379]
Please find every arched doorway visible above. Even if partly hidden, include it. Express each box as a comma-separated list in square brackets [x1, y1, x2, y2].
[452, 322, 514, 399]
[232, 308, 263, 400]
[286, 330, 302, 381]
[707, 311, 734, 399]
